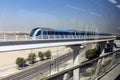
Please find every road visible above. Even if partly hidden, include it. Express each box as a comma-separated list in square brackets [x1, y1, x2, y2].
[1, 51, 73, 80]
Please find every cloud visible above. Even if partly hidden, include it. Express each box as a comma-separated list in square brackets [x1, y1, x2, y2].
[88, 12, 101, 17]
[108, 0, 120, 9]
[66, 4, 85, 12]
[108, 0, 117, 4]
[116, 5, 120, 8]
[66, 4, 102, 17]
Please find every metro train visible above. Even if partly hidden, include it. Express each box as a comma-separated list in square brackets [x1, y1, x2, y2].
[30, 27, 113, 39]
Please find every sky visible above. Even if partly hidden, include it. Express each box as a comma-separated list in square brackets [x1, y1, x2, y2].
[0, 0, 120, 33]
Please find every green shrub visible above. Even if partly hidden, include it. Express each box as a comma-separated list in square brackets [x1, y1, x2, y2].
[16, 57, 26, 68]
[85, 48, 98, 60]
[38, 51, 44, 60]
[45, 50, 51, 59]
[27, 53, 36, 64]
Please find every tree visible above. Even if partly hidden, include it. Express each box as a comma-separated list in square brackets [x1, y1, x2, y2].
[45, 50, 51, 59]
[38, 51, 44, 60]
[85, 48, 98, 60]
[16, 57, 26, 69]
[27, 53, 36, 64]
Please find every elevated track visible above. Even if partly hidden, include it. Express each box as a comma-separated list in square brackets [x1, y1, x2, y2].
[0, 38, 115, 52]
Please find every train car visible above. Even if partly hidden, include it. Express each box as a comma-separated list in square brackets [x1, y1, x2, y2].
[30, 27, 112, 40]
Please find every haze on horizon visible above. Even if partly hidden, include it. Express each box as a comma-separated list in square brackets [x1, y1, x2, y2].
[0, 0, 120, 33]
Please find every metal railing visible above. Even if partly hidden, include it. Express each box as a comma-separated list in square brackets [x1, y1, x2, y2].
[41, 49, 120, 80]
[0, 34, 29, 41]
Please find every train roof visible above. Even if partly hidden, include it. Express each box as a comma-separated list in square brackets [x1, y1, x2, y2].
[32, 27, 111, 35]
[34, 27, 79, 32]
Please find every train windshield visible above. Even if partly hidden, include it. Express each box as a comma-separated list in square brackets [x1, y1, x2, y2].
[30, 28, 39, 37]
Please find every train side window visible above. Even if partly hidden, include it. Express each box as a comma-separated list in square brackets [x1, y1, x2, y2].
[76, 32, 79, 35]
[54, 32, 57, 35]
[43, 31, 48, 35]
[55, 32, 59, 35]
[51, 31, 54, 35]
[48, 31, 54, 35]
[48, 31, 50, 35]
[73, 32, 75, 35]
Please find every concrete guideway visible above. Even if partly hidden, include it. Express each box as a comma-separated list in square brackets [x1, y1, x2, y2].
[0, 38, 115, 52]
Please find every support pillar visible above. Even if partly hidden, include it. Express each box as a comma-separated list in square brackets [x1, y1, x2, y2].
[63, 72, 71, 80]
[97, 41, 106, 56]
[69, 45, 81, 80]
[108, 40, 114, 52]
[93, 42, 106, 80]
[110, 52, 116, 66]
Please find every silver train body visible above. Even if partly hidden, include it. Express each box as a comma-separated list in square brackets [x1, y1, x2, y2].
[30, 28, 114, 40]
